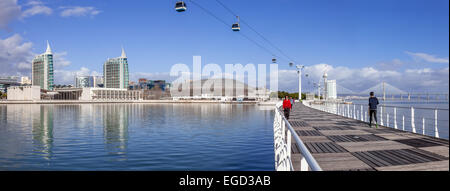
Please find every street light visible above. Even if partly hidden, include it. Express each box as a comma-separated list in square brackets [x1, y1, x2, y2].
[290, 63, 304, 101]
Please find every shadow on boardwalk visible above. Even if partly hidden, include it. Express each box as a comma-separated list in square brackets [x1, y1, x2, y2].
[288, 103, 449, 171]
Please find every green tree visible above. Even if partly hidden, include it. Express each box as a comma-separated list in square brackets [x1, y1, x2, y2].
[276, 91, 306, 100]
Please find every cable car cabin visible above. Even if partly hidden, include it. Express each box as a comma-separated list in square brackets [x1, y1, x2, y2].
[272, 58, 277, 63]
[175, 1, 187, 12]
[232, 23, 240, 31]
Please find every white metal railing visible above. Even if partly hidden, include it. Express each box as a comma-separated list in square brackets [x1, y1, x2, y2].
[303, 101, 449, 140]
[273, 102, 322, 171]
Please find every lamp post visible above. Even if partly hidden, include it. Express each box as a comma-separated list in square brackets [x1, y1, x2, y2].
[290, 63, 304, 101]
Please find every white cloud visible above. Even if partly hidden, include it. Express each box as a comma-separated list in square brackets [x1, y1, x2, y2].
[53, 51, 71, 67]
[60, 6, 101, 17]
[0, 34, 73, 79]
[0, 0, 21, 29]
[0, 34, 34, 76]
[376, 59, 404, 70]
[21, 1, 52, 18]
[278, 63, 447, 93]
[406, 51, 449, 64]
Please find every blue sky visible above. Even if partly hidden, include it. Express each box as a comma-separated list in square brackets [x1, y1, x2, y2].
[0, 0, 449, 92]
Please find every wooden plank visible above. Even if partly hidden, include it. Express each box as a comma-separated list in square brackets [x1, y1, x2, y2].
[375, 160, 449, 171]
[361, 151, 393, 167]
[368, 150, 405, 166]
[312, 153, 372, 171]
[419, 146, 449, 158]
[395, 149, 430, 163]
[320, 130, 371, 136]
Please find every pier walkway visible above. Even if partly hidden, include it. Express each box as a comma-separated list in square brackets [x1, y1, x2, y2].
[287, 103, 449, 171]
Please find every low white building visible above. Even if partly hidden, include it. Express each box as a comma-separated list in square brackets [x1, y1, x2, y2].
[7, 86, 41, 101]
[326, 80, 337, 99]
[80, 88, 142, 101]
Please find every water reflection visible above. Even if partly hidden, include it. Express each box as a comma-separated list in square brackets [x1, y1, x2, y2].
[31, 105, 54, 160]
[101, 105, 129, 156]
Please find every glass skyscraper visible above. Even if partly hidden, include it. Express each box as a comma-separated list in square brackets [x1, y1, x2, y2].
[103, 48, 129, 89]
[32, 41, 54, 91]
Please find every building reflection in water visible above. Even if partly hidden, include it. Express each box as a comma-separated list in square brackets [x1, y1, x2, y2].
[31, 105, 54, 160]
[101, 104, 129, 157]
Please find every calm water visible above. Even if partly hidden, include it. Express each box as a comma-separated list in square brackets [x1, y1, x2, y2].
[0, 104, 275, 170]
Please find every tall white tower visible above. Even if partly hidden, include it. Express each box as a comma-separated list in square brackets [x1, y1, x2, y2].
[32, 41, 54, 90]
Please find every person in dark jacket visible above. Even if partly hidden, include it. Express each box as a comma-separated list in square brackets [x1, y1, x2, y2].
[283, 96, 292, 119]
[368, 92, 379, 128]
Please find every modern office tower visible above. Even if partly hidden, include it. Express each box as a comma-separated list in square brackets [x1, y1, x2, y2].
[75, 76, 104, 88]
[103, 48, 129, 89]
[326, 80, 337, 99]
[75, 76, 93, 88]
[32, 41, 54, 91]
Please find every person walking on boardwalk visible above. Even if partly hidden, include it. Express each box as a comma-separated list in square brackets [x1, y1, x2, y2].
[283, 95, 292, 119]
[368, 92, 379, 128]
[289, 96, 294, 107]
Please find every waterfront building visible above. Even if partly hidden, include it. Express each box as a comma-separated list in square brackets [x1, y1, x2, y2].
[80, 88, 142, 101]
[129, 79, 172, 100]
[325, 80, 337, 99]
[93, 76, 104, 87]
[103, 48, 129, 89]
[7, 86, 41, 101]
[74, 76, 104, 88]
[306, 93, 315, 100]
[0, 76, 20, 93]
[32, 41, 54, 91]
[20, 77, 31, 85]
[171, 78, 270, 101]
[138, 78, 147, 84]
[75, 76, 93, 88]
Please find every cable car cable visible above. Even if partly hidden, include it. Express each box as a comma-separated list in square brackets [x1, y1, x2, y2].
[214, 0, 298, 63]
[188, 0, 288, 63]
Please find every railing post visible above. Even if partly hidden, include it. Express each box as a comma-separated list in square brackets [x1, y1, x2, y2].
[347, 104, 350, 118]
[402, 115, 405, 131]
[380, 106, 384, 126]
[422, 117, 425, 135]
[361, 105, 363, 121]
[365, 111, 367, 122]
[435, 109, 439, 138]
[411, 107, 416, 133]
[353, 105, 356, 119]
[387, 113, 389, 127]
[300, 157, 308, 171]
[394, 107, 397, 129]
[287, 130, 291, 165]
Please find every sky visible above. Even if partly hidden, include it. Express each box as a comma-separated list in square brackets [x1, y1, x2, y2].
[0, 0, 449, 93]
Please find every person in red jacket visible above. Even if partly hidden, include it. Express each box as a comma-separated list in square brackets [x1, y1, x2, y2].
[283, 95, 292, 119]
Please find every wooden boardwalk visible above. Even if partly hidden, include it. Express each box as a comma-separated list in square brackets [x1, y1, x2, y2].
[288, 103, 449, 171]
